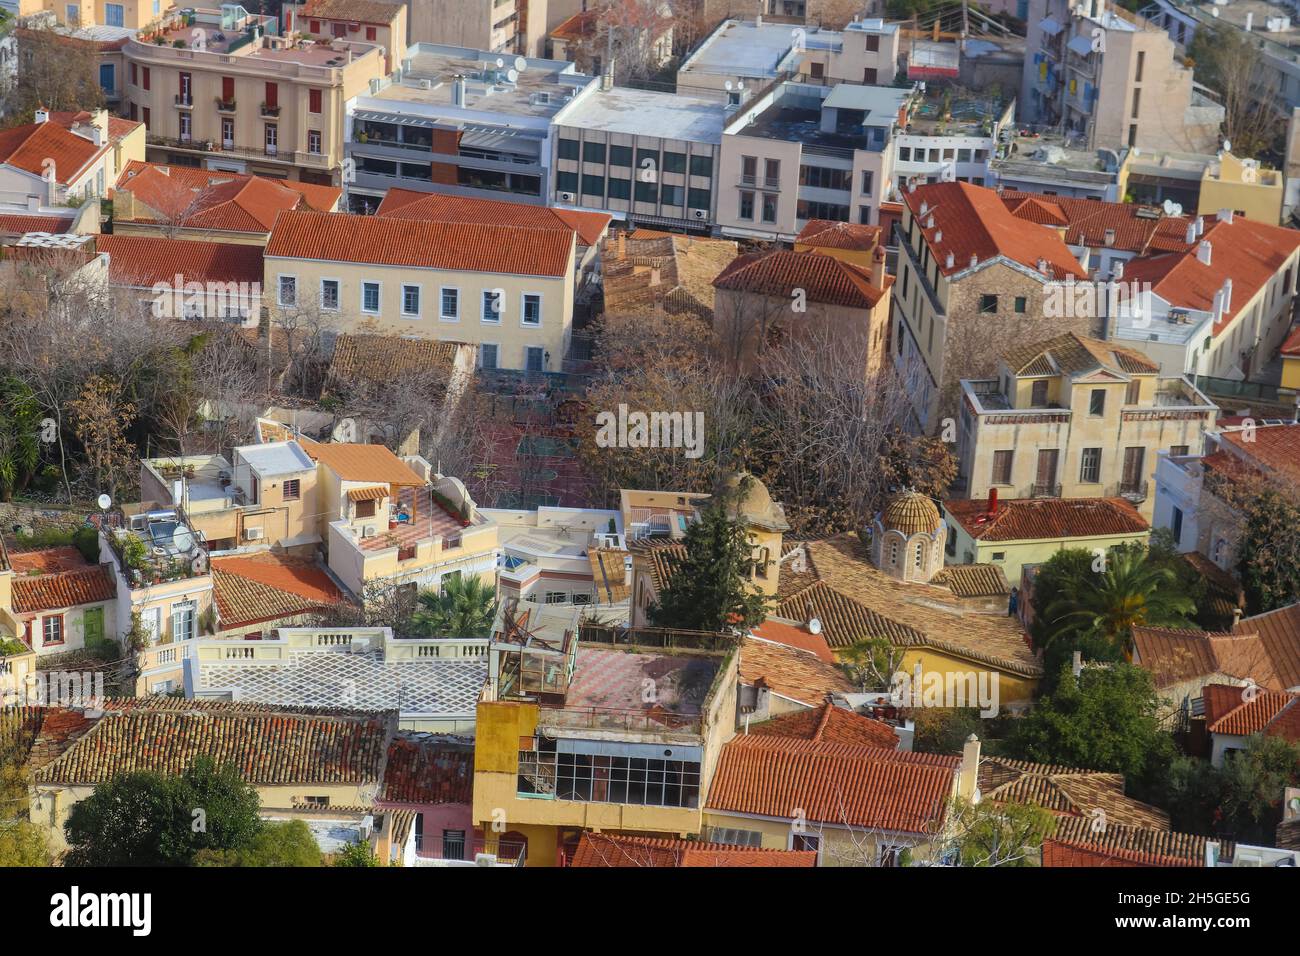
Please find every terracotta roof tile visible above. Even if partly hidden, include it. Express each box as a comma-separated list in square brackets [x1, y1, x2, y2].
[375, 186, 611, 246]
[571, 832, 817, 867]
[1001, 331, 1160, 378]
[327, 333, 460, 388]
[301, 0, 403, 23]
[11, 565, 116, 614]
[1131, 626, 1285, 690]
[706, 735, 959, 834]
[1204, 683, 1300, 738]
[929, 564, 1010, 598]
[945, 497, 1149, 542]
[740, 636, 854, 706]
[34, 710, 391, 785]
[0, 120, 105, 185]
[1000, 189, 1191, 254]
[978, 756, 1170, 829]
[1043, 817, 1221, 867]
[266, 211, 573, 277]
[1218, 423, 1300, 487]
[211, 553, 346, 629]
[713, 249, 888, 308]
[750, 618, 836, 663]
[748, 702, 899, 750]
[795, 219, 882, 252]
[7, 546, 90, 574]
[304, 443, 426, 485]
[96, 235, 264, 288]
[0, 213, 74, 235]
[903, 182, 1087, 281]
[601, 232, 739, 319]
[381, 737, 472, 804]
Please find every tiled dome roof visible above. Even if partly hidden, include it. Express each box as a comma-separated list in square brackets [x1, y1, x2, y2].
[880, 491, 941, 536]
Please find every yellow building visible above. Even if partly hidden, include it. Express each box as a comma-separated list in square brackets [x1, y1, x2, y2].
[1281, 327, 1300, 390]
[943, 496, 1151, 587]
[0, 109, 144, 208]
[793, 218, 882, 270]
[956, 332, 1218, 519]
[263, 210, 577, 372]
[122, 5, 386, 184]
[472, 621, 740, 866]
[1198, 151, 1284, 225]
[14, 0, 167, 29]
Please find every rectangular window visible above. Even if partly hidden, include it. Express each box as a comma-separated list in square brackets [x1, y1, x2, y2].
[991, 450, 1013, 485]
[309, 88, 322, 113]
[221, 118, 234, 147]
[761, 193, 778, 223]
[660, 183, 684, 206]
[264, 81, 278, 109]
[1136, 50, 1145, 83]
[42, 615, 64, 646]
[222, 76, 235, 102]
[1170, 445, 1189, 458]
[739, 190, 755, 220]
[179, 71, 192, 104]
[1089, 388, 1106, 416]
[687, 187, 711, 210]
[171, 601, 195, 642]
[355, 498, 376, 519]
[556, 171, 578, 194]
[608, 176, 631, 200]
[1131, 87, 1141, 119]
[558, 138, 580, 160]
[440, 287, 460, 320]
[609, 144, 633, 167]
[521, 294, 541, 326]
[402, 285, 421, 317]
[1125, 379, 1141, 404]
[525, 347, 545, 372]
[741, 155, 757, 182]
[979, 294, 998, 313]
[142, 66, 151, 91]
[1079, 448, 1102, 483]
[634, 178, 657, 203]
[1122, 446, 1146, 489]
[1014, 296, 1027, 313]
[764, 158, 780, 185]
[278, 276, 297, 306]
[861, 170, 874, 196]
[307, 130, 322, 154]
[1031, 380, 1048, 406]
[265, 123, 277, 154]
[482, 289, 501, 322]
[361, 282, 380, 314]
[1170, 506, 1183, 545]
[690, 154, 712, 178]
[663, 151, 686, 174]
[480, 343, 498, 369]
[320, 279, 339, 310]
[583, 140, 606, 164]
[366, 26, 376, 40]
[582, 173, 605, 197]
[282, 479, 301, 501]
[863, 67, 878, 84]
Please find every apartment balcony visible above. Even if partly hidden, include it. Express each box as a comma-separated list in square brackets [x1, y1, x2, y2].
[1118, 479, 1149, 504]
[1030, 482, 1062, 499]
[293, 151, 332, 169]
[174, 93, 194, 108]
[216, 98, 237, 112]
[261, 102, 281, 117]
[147, 133, 291, 164]
[412, 834, 525, 866]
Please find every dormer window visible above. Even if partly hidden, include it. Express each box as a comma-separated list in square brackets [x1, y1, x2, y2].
[1031, 380, 1048, 406]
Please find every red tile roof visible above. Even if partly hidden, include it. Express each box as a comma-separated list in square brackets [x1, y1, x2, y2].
[1233, 601, 1300, 690]
[381, 737, 472, 805]
[8, 546, 90, 574]
[795, 219, 882, 252]
[706, 736, 959, 834]
[978, 756, 1170, 829]
[34, 710, 391, 785]
[1042, 817, 1220, 867]
[265, 210, 573, 277]
[96, 235, 264, 288]
[1204, 684, 1300, 738]
[0, 213, 75, 235]
[570, 833, 817, 867]
[945, 497, 1149, 542]
[301, 0, 403, 24]
[751, 618, 836, 662]
[211, 553, 345, 629]
[374, 187, 611, 246]
[713, 249, 889, 308]
[739, 636, 854, 707]
[748, 702, 900, 750]
[903, 181, 1087, 281]
[303, 442, 426, 484]
[1283, 325, 1300, 356]
[1000, 189, 1193, 254]
[0, 120, 106, 185]
[1121, 216, 1300, 338]
[11, 565, 116, 614]
[1131, 626, 1285, 690]
[115, 160, 340, 232]
[1218, 423, 1300, 486]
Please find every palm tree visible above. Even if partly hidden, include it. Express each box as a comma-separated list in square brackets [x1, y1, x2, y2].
[1045, 548, 1196, 659]
[410, 574, 498, 638]
[0, 376, 41, 502]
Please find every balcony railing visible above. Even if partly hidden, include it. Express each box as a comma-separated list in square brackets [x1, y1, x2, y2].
[413, 835, 526, 866]
[1030, 482, 1062, 499]
[174, 93, 193, 107]
[1119, 479, 1149, 503]
[261, 103, 281, 117]
[216, 98, 237, 111]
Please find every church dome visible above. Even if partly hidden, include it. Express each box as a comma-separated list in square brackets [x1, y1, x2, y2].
[880, 490, 942, 536]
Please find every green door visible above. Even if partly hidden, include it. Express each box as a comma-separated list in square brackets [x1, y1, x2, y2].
[83, 606, 104, 646]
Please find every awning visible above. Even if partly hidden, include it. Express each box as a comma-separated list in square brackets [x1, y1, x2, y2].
[347, 486, 389, 502]
[1039, 17, 1062, 35]
[1067, 35, 1095, 57]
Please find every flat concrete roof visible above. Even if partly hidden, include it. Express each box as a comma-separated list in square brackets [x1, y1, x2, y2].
[680, 19, 802, 78]
[238, 440, 315, 477]
[560, 87, 727, 143]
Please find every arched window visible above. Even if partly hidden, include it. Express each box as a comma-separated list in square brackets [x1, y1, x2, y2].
[888, 539, 899, 566]
[913, 543, 924, 570]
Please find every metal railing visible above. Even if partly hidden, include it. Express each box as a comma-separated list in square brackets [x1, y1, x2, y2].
[1030, 482, 1062, 499]
[1119, 479, 1149, 503]
[413, 835, 526, 865]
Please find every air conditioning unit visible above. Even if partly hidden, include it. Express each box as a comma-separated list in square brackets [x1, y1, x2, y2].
[690, 209, 708, 220]
[362, 525, 377, 538]
[244, 527, 264, 541]
[558, 191, 576, 202]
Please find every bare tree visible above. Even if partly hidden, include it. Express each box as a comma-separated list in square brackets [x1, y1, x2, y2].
[2, 25, 104, 122]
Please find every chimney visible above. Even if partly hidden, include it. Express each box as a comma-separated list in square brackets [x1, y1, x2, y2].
[1103, 227, 1116, 247]
[755, 14, 763, 27]
[1185, 221, 1197, 244]
[987, 486, 999, 516]
[1232, 606, 1243, 626]
[945, 251, 955, 269]
[925, 215, 935, 229]
[617, 231, 626, 261]
[1072, 650, 1084, 677]
[452, 75, 467, 108]
[1196, 215, 1205, 237]
[1216, 207, 1234, 224]
[1197, 239, 1212, 266]
[958, 734, 981, 800]
[1111, 260, 1124, 280]
[871, 245, 885, 287]
[34, 106, 49, 124]
[934, 229, 943, 243]
[1223, 277, 1233, 313]
[1037, 257, 1049, 274]
[1246, 11, 1254, 30]
[969, 253, 978, 268]
[920, 201, 929, 216]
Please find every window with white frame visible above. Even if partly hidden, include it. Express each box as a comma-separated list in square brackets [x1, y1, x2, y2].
[402, 284, 421, 317]
[482, 289, 502, 322]
[42, 615, 64, 646]
[320, 279, 340, 311]
[171, 601, 196, 642]
[440, 287, 460, 320]
[521, 293, 541, 326]
[361, 281, 380, 314]
[480, 343, 498, 369]
[278, 275, 297, 306]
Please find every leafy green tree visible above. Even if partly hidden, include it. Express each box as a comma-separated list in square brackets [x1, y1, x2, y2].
[912, 709, 990, 756]
[0, 822, 51, 866]
[333, 839, 379, 867]
[1167, 736, 1300, 842]
[1238, 487, 1300, 613]
[839, 637, 904, 692]
[648, 500, 769, 632]
[179, 757, 263, 859]
[0, 375, 42, 501]
[193, 820, 323, 867]
[946, 798, 1058, 867]
[0, 717, 50, 866]
[1042, 546, 1196, 659]
[410, 573, 499, 638]
[1007, 664, 1175, 795]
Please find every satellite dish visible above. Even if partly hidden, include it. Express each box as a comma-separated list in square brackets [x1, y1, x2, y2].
[1162, 199, 1183, 217]
[494, 57, 505, 68]
[97, 493, 111, 510]
[514, 56, 527, 72]
[1223, 139, 1232, 153]
[725, 80, 734, 91]
[506, 68, 519, 83]
[808, 617, 822, 635]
